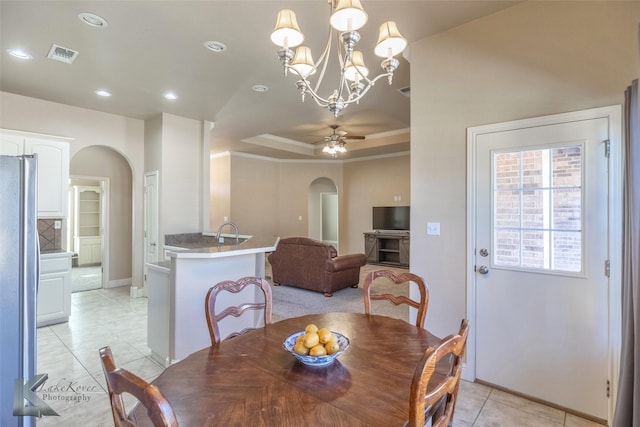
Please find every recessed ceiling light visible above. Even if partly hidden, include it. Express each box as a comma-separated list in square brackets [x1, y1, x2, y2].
[252, 85, 269, 93]
[95, 89, 111, 97]
[163, 92, 178, 100]
[7, 48, 32, 60]
[78, 12, 108, 28]
[204, 41, 227, 53]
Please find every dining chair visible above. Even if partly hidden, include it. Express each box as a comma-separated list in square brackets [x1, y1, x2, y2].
[99, 346, 178, 427]
[205, 276, 273, 345]
[363, 269, 429, 328]
[408, 319, 470, 427]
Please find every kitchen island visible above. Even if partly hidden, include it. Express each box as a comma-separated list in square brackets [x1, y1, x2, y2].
[145, 235, 279, 366]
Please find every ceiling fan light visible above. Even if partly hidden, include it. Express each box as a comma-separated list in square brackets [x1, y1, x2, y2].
[322, 144, 332, 154]
[344, 50, 369, 81]
[271, 9, 304, 48]
[290, 46, 316, 77]
[336, 143, 347, 153]
[374, 21, 407, 58]
[330, 0, 367, 31]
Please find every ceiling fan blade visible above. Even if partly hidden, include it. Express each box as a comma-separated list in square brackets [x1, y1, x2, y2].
[344, 135, 366, 140]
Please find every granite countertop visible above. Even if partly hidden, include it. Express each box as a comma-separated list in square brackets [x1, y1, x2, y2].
[145, 235, 279, 266]
[168, 235, 279, 259]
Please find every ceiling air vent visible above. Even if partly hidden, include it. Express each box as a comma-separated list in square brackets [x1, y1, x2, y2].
[398, 86, 411, 98]
[47, 44, 79, 64]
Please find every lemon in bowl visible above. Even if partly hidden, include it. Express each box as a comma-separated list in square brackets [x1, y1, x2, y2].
[283, 331, 349, 367]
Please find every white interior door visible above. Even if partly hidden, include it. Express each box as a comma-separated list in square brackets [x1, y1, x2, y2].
[474, 117, 610, 419]
[144, 171, 159, 267]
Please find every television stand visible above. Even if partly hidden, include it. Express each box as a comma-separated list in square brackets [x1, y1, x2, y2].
[363, 231, 409, 268]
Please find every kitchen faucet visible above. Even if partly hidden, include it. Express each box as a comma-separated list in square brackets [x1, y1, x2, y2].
[215, 221, 239, 244]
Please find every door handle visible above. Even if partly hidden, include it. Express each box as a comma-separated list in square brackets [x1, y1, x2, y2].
[477, 265, 489, 275]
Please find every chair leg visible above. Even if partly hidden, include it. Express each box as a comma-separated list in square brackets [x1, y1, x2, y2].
[350, 284, 359, 288]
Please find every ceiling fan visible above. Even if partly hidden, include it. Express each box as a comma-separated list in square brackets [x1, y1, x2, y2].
[317, 125, 365, 156]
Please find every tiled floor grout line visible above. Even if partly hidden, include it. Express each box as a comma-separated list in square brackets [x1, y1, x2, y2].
[470, 390, 491, 426]
[48, 323, 109, 394]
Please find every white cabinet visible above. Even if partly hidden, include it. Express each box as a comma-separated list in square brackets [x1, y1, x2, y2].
[77, 237, 102, 265]
[38, 252, 72, 327]
[0, 129, 71, 218]
[73, 186, 102, 266]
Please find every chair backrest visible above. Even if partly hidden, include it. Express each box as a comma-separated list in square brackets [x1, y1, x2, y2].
[408, 319, 470, 427]
[205, 276, 273, 345]
[99, 346, 178, 427]
[363, 270, 429, 328]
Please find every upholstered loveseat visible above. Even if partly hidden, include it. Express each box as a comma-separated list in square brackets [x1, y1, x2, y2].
[267, 237, 367, 297]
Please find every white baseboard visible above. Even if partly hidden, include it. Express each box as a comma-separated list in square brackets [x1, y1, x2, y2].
[130, 286, 147, 298]
[105, 278, 131, 289]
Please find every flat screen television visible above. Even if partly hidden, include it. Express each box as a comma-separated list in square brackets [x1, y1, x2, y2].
[372, 206, 410, 231]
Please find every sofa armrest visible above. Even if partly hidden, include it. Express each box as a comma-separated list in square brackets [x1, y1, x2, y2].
[327, 253, 366, 272]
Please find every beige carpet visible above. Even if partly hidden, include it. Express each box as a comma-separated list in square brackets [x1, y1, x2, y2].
[268, 264, 411, 323]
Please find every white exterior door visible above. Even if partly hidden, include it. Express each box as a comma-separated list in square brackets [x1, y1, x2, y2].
[474, 116, 610, 419]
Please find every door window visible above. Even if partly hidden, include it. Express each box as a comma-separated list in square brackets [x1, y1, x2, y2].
[492, 145, 583, 273]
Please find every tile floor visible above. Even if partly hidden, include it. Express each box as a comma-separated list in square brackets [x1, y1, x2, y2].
[70, 265, 102, 293]
[35, 286, 605, 426]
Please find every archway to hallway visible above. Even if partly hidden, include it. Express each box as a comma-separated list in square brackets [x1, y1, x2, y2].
[69, 145, 133, 292]
[308, 177, 338, 250]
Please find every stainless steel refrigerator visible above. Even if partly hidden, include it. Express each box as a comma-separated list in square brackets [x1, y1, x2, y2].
[0, 155, 39, 427]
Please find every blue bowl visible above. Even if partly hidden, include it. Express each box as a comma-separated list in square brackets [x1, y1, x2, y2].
[283, 331, 350, 367]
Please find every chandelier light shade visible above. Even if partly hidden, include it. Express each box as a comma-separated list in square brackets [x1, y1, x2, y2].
[291, 46, 316, 78]
[374, 21, 407, 57]
[270, 9, 304, 48]
[344, 50, 369, 81]
[271, 0, 407, 117]
[330, 0, 368, 31]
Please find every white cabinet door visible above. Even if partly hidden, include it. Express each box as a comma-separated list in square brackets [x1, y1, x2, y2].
[37, 275, 66, 317]
[77, 236, 102, 265]
[1, 130, 71, 218]
[37, 254, 71, 327]
[0, 133, 22, 155]
[24, 138, 70, 218]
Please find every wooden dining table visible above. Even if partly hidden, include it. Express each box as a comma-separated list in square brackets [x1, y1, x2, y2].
[132, 312, 442, 426]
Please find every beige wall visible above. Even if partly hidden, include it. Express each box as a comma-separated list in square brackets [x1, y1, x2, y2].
[210, 154, 231, 230]
[0, 91, 145, 288]
[212, 152, 409, 255]
[160, 113, 203, 235]
[144, 113, 206, 239]
[228, 154, 279, 236]
[71, 146, 133, 282]
[343, 154, 410, 254]
[410, 1, 640, 337]
[144, 115, 162, 173]
[277, 161, 344, 241]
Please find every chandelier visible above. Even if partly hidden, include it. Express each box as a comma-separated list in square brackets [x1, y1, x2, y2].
[270, 0, 407, 117]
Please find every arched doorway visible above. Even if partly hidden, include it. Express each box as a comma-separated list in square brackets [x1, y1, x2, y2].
[308, 177, 338, 250]
[69, 146, 133, 292]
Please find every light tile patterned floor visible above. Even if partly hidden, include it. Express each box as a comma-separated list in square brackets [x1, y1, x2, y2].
[35, 286, 604, 426]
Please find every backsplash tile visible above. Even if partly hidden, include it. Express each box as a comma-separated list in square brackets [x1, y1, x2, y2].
[38, 219, 62, 251]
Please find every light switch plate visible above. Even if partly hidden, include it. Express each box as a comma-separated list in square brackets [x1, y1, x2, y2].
[54, 220, 62, 229]
[427, 222, 440, 235]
